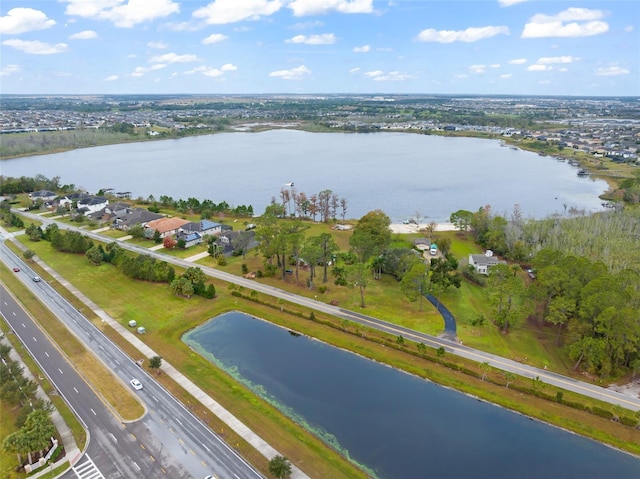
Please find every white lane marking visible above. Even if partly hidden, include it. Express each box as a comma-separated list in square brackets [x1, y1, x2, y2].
[21, 322, 25, 328]
[12, 311, 16, 316]
[90, 408, 97, 416]
[44, 351, 49, 357]
[73, 387, 79, 394]
[32, 336, 37, 342]
[152, 395, 159, 403]
[58, 368, 64, 375]
[132, 462, 140, 471]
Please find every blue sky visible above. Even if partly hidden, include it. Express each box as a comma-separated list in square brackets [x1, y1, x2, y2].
[0, 0, 637, 96]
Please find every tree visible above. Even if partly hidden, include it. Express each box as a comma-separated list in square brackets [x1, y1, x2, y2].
[503, 371, 516, 388]
[23, 249, 35, 261]
[231, 231, 254, 259]
[25, 223, 42, 241]
[153, 229, 162, 244]
[349, 209, 391, 263]
[450, 209, 473, 232]
[129, 223, 145, 239]
[85, 246, 104, 266]
[487, 263, 530, 333]
[400, 261, 429, 311]
[480, 362, 491, 381]
[163, 235, 177, 249]
[268, 455, 292, 479]
[149, 356, 162, 374]
[348, 262, 371, 308]
[429, 256, 461, 295]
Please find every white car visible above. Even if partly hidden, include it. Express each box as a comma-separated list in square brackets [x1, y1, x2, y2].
[130, 378, 143, 390]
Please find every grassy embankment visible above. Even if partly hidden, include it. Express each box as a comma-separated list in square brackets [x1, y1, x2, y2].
[8, 233, 640, 472]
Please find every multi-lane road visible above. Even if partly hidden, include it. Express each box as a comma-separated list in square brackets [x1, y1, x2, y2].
[0, 243, 263, 479]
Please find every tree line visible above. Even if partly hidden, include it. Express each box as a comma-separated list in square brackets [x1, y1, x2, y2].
[1, 343, 56, 468]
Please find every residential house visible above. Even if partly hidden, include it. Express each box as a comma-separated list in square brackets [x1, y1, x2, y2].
[112, 208, 164, 230]
[58, 192, 90, 210]
[180, 219, 222, 237]
[28, 190, 57, 203]
[176, 231, 203, 248]
[144, 216, 190, 238]
[77, 196, 109, 216]
[468, 250, 504, 275]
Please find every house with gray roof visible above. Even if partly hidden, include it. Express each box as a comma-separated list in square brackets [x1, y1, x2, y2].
[468, 250, 504, 275]
[180, 219, 222, 237]
[113, 208, 164, 230]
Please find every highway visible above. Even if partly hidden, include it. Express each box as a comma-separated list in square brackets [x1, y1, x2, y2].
[0, 242, 263, 479]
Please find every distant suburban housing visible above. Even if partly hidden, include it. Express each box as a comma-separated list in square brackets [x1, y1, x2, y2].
[468, 250, 504, 275]
[28, 190, 57, 203]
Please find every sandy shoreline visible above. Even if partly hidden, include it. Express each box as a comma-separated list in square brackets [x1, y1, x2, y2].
[389, 222, 456, 234]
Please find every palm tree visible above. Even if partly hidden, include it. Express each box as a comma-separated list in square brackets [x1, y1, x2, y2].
[268, 455, 292, 479]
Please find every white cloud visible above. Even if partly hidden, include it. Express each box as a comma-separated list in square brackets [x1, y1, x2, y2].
[193, 0, 282, 25]
[131, 63, 168, 77]
[288, 0, 374, 16]
[499, 73, 513, 79]
[202, 33, 228, 44]
[0, 64, 20, 76]
[105, 75, 119, 81]
[0, 8, 56, 35]
[364, 70, 413, 81]
[149, 52, 199, 63]
[509, 58, 527, 65]
[147, 41, 168, 49]
[417, 25, 509, 43]
[623, 25, 634, 33]
[70, 30, 98, 40]
[522, 8, 609, 38]
[353, 45, 370, 53]
[349, 67, 360, 73]
[469, 65, 486, 74]
[127, 53, 137, 58]
[286, 33, 336, 45]
[527, 64, 549, 72]
[537, 56, 577, 64]
[498, 0, 528, 6]
[2, 39, 68, 55]
[595, 66, 630, 76]
[269, 65, 311, 80]
[62, 0, 180, 28]
[199, 63, 238, 77]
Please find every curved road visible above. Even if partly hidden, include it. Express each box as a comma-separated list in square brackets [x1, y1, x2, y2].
[13, 211, 640, 414]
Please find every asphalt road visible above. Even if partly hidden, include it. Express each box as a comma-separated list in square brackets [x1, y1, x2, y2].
[0, 243, 263, 479]
[10, 211, 640, 411]
[40, 216, 639, 413]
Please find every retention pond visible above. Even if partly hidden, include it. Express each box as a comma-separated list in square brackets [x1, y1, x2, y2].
[183, 311, 640, 479]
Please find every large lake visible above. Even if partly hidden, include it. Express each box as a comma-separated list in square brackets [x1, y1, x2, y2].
[2, 130, 608, 222]
[184, 312, 640, 479]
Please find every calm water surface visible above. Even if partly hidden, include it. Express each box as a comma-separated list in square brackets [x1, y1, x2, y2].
[183, 312, 640, 479]
[2, 130, 608, 222]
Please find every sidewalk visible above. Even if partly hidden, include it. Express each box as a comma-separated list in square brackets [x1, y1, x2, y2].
[29, 248, 310, 478]
[0, 334, 81, 478]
